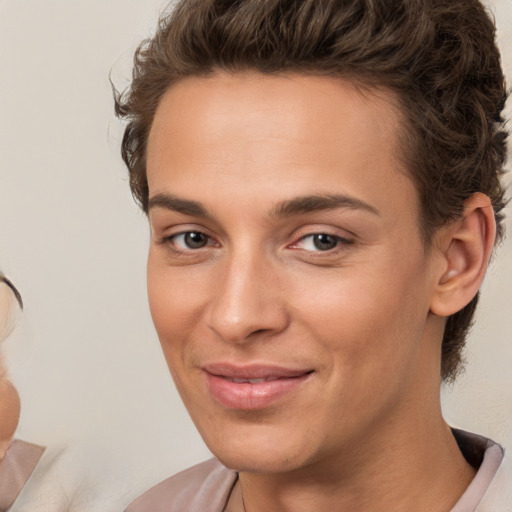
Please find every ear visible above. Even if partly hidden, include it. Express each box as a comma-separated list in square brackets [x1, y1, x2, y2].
[430, 193, 496, 317]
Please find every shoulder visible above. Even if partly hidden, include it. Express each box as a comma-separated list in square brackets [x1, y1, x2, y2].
[450, 429, 512, 512]
[478, 447, 512, 511]
[125, 458, 237, 512]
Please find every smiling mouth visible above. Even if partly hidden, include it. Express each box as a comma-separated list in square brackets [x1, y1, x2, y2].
[203, 364, 314, 410]
[228, 377, 281, 384]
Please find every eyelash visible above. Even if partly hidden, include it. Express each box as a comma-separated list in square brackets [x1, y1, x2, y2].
[158, 230, 354, 255]
[157, 231, 218, 253]
[292, 233, 354, 253]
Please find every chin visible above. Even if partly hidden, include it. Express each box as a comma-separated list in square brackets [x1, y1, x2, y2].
[198, 419, 312, 474]
[215, 447, 307, 475]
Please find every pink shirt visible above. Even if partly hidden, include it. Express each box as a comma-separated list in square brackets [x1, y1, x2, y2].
[125, 430, 511, 512]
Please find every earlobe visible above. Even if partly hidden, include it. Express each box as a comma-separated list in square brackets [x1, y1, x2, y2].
[430, 193, 496, 317]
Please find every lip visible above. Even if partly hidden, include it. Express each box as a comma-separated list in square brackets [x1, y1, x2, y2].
[203, 363, 313, 410]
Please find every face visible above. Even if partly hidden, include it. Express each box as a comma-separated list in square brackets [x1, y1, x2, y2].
[146, 72, 444, 475]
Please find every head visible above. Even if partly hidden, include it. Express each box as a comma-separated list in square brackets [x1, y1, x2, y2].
[116, 0, 508, 475]
[116, 0, 508, 383]
[0, 274, 22, 457]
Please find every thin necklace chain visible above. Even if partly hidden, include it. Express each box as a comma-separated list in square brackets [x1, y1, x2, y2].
[241, 488, 246, 512]
[239, 480, 247, 512]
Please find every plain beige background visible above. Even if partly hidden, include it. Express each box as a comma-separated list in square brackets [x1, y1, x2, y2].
[0, 0, 510, 508]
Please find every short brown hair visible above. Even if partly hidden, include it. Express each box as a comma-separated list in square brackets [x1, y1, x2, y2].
[115, 0, 508, 381]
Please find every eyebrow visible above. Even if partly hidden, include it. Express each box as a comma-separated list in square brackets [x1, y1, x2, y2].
[270, 194, 380, 218]
[148, 192, 380, 219]
[148, 193, 210, 217]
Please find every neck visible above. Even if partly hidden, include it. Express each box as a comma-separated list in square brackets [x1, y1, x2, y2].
[237, 409, 475, 512]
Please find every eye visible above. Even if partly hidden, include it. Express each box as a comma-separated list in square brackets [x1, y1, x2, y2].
[170, 231, 211, 250]
[294, 233, 351, 252]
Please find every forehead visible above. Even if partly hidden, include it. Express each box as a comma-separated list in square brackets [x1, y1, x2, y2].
[149, 71, 405, 160]
[147, 71, 418, 226]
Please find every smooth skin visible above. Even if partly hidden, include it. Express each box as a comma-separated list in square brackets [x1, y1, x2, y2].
[146, 72, 495, 512]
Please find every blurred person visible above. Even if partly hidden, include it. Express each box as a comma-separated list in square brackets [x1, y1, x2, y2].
[0, 274, 111, 512]
[0, 275, 44, 512]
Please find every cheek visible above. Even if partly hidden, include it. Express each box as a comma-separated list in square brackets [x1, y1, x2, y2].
[147, 260, 199, 386]
[146, 254, 225, 410]
[292, 255, 430, 373]
[147, 253, 207, 341]
[147, 271, 196, 405]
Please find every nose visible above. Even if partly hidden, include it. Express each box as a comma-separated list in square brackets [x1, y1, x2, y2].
[206, 251, 289, 344]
